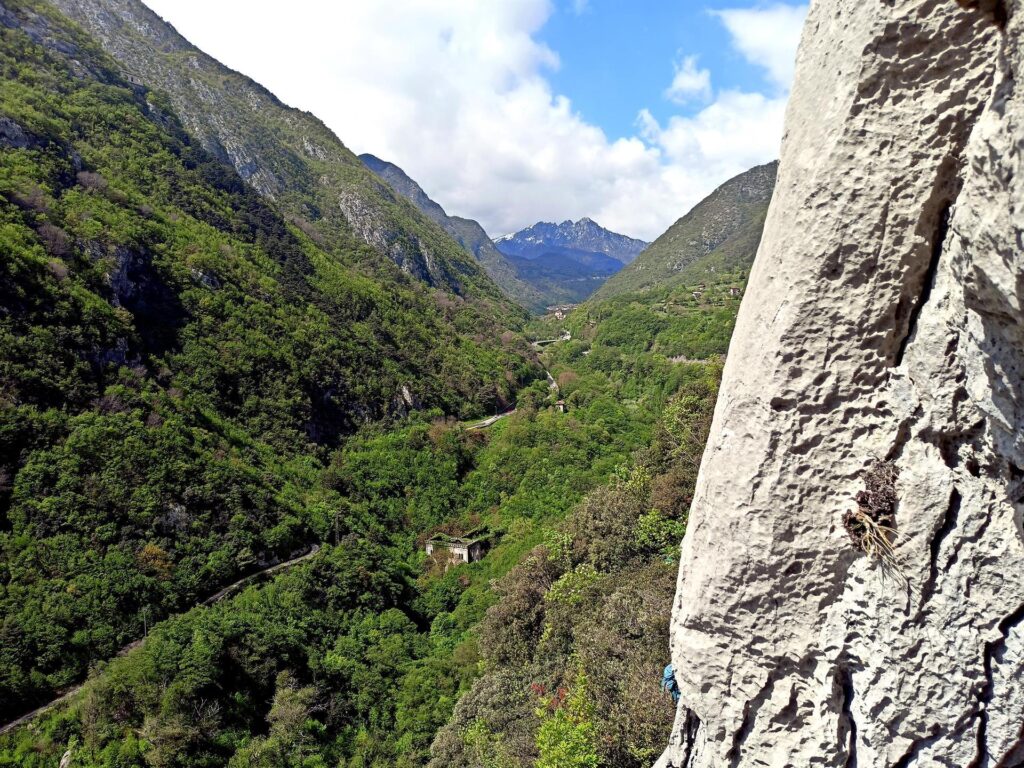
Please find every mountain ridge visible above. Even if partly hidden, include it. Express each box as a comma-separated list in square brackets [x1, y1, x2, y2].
[495, 217, 647, 265]
[359, 152, 547, 312]
[596, 161, 777, 300]
[494, 216, 648, 305]
[49, 0, 519, 309]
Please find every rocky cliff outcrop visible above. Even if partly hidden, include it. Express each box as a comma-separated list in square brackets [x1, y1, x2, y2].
[658, 1, 1024, 766]
[359, 153, 547, 311]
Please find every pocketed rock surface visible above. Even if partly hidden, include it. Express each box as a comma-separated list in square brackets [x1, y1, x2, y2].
[657, 1, 1024, 765]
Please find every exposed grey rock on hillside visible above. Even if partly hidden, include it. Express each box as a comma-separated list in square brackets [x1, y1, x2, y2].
[359, 153, 547, 311]
[48, 0, 512, 303]
[659, 1, 1023, 766]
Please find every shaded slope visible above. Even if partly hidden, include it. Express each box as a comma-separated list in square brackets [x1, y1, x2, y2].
[504, 249, 623, 306]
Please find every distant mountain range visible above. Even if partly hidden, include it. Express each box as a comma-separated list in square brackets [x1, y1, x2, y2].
[360, 153, 646, 311]
[596, 162, 778, 299]
[564, 161, 778, 370]
[493, 218, 647, 305]
[495, 218, 647, 265]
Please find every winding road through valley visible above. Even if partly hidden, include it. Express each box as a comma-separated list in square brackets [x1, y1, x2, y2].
[0, 544, 321, 737]
[466, 358, 562, 431]
[467, 408, 516, 429]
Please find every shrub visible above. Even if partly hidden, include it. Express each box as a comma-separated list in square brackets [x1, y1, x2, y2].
[479, 549, 560, 667]
[76, 170, 108, 190]
[633, 509, 686, 560]
[545, 564, 601, 607]
[843, 460, 899, 558]
[566, 474, 650, 571]
[535, 672, 599, 768]
[461, 719, 522, 768]
[36, 222, 70, 257]
[428, 672, 538, 768]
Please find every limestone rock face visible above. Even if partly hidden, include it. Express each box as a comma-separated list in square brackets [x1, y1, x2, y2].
[658, 1, 1024, 766]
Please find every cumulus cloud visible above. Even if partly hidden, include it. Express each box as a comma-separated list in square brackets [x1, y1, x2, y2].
[712, 4, 808, 90]
[144, 0, 807, 241]
[665, 55, 712, 103]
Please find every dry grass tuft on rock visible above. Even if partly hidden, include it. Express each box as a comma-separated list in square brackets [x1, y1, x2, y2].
[844, 461, 900, 562]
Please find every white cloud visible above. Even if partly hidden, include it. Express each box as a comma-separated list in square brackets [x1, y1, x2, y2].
[571, 0, 590, 15]
[639, 91, 787, 179]
[712, 4, 808, 90]
[665, 55, 712, 103]
[143, 1, 806, 241]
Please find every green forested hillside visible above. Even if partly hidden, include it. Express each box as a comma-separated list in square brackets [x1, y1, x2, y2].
[568, 277, 746, 362]
[427, 360, 720, 768]
[49, 0, 512, 304]
[360, 153, 548, 313]
[0, 332, 716, 768]
[557, 160, 777, 373]
[0, 0, 537, 724]
[595, 161, 776, 300]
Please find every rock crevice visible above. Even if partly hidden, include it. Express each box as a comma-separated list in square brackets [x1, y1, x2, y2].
[657, 1, 1024, 765]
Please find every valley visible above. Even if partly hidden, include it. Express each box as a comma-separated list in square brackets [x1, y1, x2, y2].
[360, 150, 650, 312]
[493, 218, 647, 309]
[5, 0, 1010, 766]
[0, 1, 764, 765]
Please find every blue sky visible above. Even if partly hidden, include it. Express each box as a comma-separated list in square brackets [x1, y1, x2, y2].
[144, 0, 807, 240]
[540, 0, 777, 139]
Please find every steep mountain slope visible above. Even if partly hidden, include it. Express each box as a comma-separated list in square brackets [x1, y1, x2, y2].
[0, 0, 538, 723]
[596, 162, 777, 299]
[360, 153, 547, 312]
[48, 0, 517, 307]
[424, 280, 742, 768]
[496, 217, 646, 265]
[658, 1, 1022, 766]
[562, 163, 776, 366]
